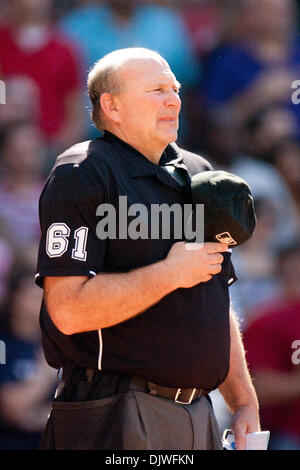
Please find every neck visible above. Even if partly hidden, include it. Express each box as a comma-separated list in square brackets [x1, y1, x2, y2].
[105, 127, 165, 164]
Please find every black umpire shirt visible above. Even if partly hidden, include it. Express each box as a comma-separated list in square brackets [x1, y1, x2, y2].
[35, 131, 236, 390]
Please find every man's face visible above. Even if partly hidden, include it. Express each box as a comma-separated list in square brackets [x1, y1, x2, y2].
[115, 57, 181, 156]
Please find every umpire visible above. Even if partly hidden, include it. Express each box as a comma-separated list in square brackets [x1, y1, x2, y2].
[35, 48, 260, 450]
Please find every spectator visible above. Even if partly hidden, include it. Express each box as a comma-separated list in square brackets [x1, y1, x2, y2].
[0, 122, 45, 248]
[0, 267, 57, 450]
[243, 242, 300, 449]
[0, 0, 85, 152]
[202, 0, 300, 135]
[59, 0, 200, 145]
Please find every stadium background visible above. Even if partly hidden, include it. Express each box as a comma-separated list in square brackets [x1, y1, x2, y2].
[0, 0, 299, 450]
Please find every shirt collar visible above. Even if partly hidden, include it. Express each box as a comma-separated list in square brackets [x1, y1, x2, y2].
[102, 131, 187, 179]
[103, 131, 156, 177]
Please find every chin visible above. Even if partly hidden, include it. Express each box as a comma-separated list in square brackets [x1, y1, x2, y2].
[161, 130, 178, 145]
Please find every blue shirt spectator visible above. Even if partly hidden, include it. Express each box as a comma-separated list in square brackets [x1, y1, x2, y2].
[203, 39, 300, 112]
[59, 3, 200, 88]
[202, 0, 300, 136]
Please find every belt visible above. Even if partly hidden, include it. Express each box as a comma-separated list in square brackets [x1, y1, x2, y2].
[60, 368, 207, 405]
[147, 381, 205, 405]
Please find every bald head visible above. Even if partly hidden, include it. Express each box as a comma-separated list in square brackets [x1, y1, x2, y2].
[87, 48, 169, 131]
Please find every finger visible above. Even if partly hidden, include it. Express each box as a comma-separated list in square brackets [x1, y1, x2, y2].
[209, 253, 224, 265]
[208, 264, 222, 275]
[205, 242, 228, 254]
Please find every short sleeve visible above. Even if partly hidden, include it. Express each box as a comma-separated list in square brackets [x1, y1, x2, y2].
[220, 250, 238, 286]
[35, 163, 106, 287]
[228, 260, 237, 286]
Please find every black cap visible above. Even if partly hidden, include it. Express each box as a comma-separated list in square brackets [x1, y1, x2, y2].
[190, 170, 256, 247]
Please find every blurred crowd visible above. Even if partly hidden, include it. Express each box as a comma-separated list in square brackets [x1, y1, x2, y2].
[0, 0, 299, 450]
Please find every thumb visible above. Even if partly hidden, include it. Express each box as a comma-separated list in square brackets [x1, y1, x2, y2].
[233, 423, 247, 450]
[235, 433, 246, 451]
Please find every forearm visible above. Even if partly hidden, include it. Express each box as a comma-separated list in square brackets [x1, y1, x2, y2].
[45, 259, 177, 334]
[219, 310, 259, 413]
[45, 241, 228, 335]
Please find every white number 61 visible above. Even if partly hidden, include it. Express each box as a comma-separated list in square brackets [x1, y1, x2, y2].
[46, 223, 88, 261]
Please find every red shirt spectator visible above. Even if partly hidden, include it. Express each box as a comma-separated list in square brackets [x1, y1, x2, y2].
[243, 299, 300, 446]
[0, 24, 84, 147]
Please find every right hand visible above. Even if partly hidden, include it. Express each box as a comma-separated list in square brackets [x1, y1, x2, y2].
[164, 241, 228, 289]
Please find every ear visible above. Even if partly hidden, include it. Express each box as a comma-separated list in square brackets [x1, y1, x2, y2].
[100, 93, 121, 124]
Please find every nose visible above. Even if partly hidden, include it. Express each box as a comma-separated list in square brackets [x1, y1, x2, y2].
[164, 89, 181, 110]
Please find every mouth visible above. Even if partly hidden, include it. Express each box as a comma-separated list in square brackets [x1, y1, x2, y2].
[159, 117, 177, 122]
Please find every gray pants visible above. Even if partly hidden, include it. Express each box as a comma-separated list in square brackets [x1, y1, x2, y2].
[40, 370, 223, 450]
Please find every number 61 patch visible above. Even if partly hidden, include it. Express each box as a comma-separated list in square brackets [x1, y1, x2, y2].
[46, 223, 88, 261]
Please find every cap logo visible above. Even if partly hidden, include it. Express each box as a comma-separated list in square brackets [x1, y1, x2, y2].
[215, 232, 237, 245]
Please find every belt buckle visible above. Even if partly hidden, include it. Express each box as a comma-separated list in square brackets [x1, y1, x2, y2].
[174, 387, 197, 405]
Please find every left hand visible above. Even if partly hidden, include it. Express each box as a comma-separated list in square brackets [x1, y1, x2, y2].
[231, 404, 261, 450]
